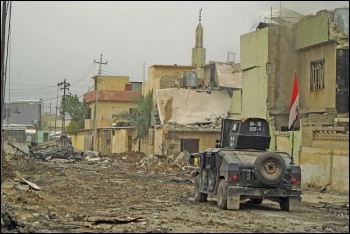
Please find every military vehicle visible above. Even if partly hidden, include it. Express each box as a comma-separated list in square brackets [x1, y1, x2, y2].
[189, 117, 302, 211]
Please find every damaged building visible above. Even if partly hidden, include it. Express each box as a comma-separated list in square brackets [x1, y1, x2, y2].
[236, 6, 349, 193]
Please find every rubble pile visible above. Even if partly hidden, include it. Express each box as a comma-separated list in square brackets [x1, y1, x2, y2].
[157, 114, 226, 130]
[2, 144, 349, 233]
[0, 149, 196, 233]
[329, 22, 348, 48]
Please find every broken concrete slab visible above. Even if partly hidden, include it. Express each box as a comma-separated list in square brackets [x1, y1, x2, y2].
[21, 178, 41, 191]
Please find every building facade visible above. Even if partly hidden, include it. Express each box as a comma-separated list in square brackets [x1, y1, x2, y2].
[78, 75, 142, 151]
[237, 7, 349, 193]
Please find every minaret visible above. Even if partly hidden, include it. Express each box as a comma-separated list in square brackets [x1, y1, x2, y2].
[192, 8, 206, 79]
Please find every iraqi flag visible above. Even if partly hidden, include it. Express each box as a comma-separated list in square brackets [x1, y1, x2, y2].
[288, 72, 299, 129]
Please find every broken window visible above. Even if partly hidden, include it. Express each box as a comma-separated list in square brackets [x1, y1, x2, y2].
[181, 139, 199, 154]
[310, 59, 325, 91]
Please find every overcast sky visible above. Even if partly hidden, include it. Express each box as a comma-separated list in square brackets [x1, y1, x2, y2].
[3, 1, 349, 113]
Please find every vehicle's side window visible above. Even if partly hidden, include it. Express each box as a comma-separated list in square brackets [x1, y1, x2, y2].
[205, 154, 211, 169]
[205, 153, 215, 169]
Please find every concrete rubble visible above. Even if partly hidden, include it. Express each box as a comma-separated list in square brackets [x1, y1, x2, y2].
[1, 142, 349, 233]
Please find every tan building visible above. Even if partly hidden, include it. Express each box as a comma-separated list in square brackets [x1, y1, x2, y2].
[142, 64, 195, 101]
[140, 9, 241, 157]
[237, 7, 349, 193]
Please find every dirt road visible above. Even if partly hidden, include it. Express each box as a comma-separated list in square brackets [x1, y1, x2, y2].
[1, 143, 349, 233]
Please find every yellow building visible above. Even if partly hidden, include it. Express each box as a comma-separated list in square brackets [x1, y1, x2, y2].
[77, 75, 142, 152]
[238, 7, 349, 193]
[142, 64, 195, 101]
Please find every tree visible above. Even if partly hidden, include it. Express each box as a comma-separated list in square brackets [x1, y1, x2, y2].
[113, 90, 153, 143]
[59, 93, 88, 134]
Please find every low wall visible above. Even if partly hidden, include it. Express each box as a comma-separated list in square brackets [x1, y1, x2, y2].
[299, 147, 349, 194]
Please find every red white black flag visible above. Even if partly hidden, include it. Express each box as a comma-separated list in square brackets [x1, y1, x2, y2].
[288, 72, 299, 129]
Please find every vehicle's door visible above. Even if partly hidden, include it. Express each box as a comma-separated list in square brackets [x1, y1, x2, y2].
[201, 150, 219, 193]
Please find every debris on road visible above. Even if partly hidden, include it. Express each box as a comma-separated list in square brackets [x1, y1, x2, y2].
[20, 178, 41, 191]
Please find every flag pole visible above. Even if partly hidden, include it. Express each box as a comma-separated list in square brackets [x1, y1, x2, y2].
[289, 70, 298, 165]
[291, 124, 295, 165]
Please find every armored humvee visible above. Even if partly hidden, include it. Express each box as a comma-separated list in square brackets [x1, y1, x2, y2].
[189, 117, 302, 211]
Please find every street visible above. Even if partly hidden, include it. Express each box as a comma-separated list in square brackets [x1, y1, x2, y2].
[1, 142, 349, 233]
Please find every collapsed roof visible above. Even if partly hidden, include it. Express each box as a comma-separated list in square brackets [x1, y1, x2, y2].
[156, 88, 231, 125]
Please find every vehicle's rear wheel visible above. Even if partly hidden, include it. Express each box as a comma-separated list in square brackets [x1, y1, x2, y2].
[217, 179, 227, 209]
[249, 198, 263, 204]
[254, 152, 287, 185]
[194, 175, 207, 202]
[280, 197, 301, 211]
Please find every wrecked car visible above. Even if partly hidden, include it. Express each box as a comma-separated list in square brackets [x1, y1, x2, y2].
[28, 134, 82, 160]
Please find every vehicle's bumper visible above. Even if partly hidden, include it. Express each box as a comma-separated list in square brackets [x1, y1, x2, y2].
[227, 186, 302, 197]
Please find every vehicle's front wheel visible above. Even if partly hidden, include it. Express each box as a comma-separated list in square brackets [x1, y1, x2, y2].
[33, 153, 43, 160]
[194, 175, 207, 202]
[217, 179, 227, 209]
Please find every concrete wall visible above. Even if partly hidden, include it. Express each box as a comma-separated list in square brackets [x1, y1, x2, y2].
[72, 128, 139, 154]
[6, 102, 42, 126]
[270, 130, 302, 165]
[139, 137, 153, 156]
[143, 65, 195, 102]
[297, 42, 337, 113]
[299, 147, 349, 194]
[85, 101, 139, 129]
[270, 129, 348, 194]
[268, 26, 298, 130]
[155, 129, 220, 156]
[45, 119, 70, 131]
[240, 17, 338, 131]
[294, 14, 329, 49]
[240, 28, 269, 119]
[71, 132, 85, 151]
[301, 125, 349, 149]
[112, 129, 138, 153]
[94, 76, 129, 91]
[229, 90, 242, 118]
[154, 128, 165, 156]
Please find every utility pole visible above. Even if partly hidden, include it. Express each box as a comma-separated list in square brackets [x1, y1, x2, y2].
[54, 83, 60, 136]
[90, 54, 107, 151]
[58, 79, 70, 134]
[1, 0, 8, 187]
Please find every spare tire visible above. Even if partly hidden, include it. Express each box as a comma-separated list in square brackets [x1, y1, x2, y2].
[254, 152, 286, 185]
